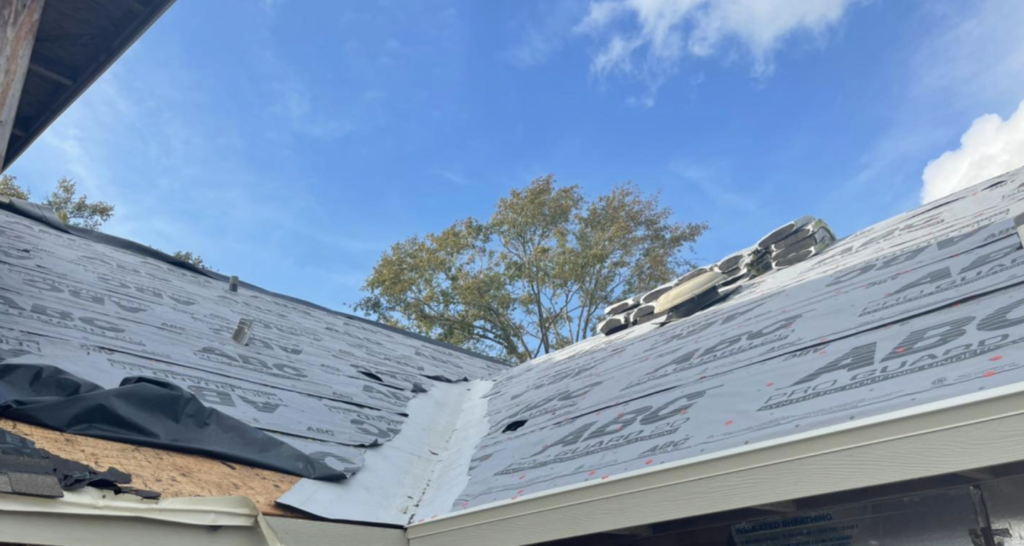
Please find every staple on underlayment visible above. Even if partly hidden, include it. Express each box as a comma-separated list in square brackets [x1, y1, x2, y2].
[228, 275, 240, 292]
[233, 318, 254, 345]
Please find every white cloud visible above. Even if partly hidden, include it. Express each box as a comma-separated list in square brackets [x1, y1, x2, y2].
[505, 28, 563, 68]
[271, 69, 353, 140]
[920, 99, 1024, 203]
[670, 159, 755, 211]
[502, 1, 589, 69]
[575, 1, 630, 34]
[908, 0, 1024, 114]
[260, 0, 282, 13]
[819, 0, 1024, 217]
[433, 170, 472, 186]
[575, 0, 859, 105]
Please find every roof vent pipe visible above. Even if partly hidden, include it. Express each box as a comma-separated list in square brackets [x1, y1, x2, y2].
[228, 275, 240, 292]
[232, 318, 253, 345]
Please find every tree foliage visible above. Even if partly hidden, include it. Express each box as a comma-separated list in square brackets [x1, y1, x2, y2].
[3, 175, 212, 271]
[172, 250, 210, 270]
[0, 175, 114, 230]
[0, 175, 30, 200]
[355, 175, 708, 363]
[44, 178, 115, 230]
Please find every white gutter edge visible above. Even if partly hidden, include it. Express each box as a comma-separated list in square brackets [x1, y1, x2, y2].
[0, 487, 282, 544]
[407, 382, 1024, 546]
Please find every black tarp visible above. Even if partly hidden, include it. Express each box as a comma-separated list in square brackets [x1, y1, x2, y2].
[0, 364, 347, 480]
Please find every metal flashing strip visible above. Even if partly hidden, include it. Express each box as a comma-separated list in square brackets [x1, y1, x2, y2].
[277, 380, 494, 525]
[407, 380, 1024, 546]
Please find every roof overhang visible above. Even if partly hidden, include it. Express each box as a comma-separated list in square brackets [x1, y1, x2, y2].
[2, 0, 176, 171]
[406, 382, 1024, 546]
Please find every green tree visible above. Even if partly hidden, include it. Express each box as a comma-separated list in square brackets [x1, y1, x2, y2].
[2, 174, 212, 271]
[172, 250, 210, 270]
[44, 177, 115, 230]
[355, 175, 708, 363]
[0, 175, 114, 230]
[0, 174, 30, 200]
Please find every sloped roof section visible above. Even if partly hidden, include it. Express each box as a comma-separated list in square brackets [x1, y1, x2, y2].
[0, 202, 506, 483]
[447, 166, 1024, 511]
[5, 167, 1024, 531]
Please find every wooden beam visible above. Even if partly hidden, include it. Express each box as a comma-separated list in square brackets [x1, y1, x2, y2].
[0, 0, 44, 171]
[28, 62, 74, 87]
[127, 0, 148, 14]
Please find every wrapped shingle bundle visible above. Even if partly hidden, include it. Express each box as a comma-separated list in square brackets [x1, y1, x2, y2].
[746, 248, 774, 277]
[596, 315, 630, 335]
[633, 303, 658, 324]
[603, 297, 638, 316]
[655, 269, 726, 320]
[716, 250, 748, 278]
[757, 215, 816, 250]
[770, 219, 836, 270]
[595, 216, 835, 336]
[639, 280, 677, 304]
[747, 217, 836, 276]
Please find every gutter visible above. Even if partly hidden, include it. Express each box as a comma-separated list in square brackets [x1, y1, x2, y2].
[0, 487, 283, 546]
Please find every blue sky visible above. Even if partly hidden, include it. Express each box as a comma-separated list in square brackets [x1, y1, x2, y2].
[9, 0, 1024, 311]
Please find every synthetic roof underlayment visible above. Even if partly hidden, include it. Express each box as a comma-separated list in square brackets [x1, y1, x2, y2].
[0, 199, 507, 520]
[3, 166, 1024, 527]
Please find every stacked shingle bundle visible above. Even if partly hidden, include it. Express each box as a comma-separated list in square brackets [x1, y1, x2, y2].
[752, 216, 836, 273]
[596, 216, 836, 336]
[597, 297, 639, 335]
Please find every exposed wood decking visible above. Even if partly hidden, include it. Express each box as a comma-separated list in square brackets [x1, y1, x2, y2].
[0, 418, 305, 518]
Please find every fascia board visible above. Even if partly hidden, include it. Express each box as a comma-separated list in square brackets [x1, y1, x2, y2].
[0, 510, 272, 546]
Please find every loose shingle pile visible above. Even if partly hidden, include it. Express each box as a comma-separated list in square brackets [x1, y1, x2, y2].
[597, 216, 836, 336]
[0, 425, 149, 498]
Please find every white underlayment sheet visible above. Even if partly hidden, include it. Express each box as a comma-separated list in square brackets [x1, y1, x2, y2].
[277, 380, 494, 525]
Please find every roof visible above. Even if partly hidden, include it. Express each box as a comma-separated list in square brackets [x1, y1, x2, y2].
[436, 166, 1024, 506]
[4, 166, 1024, 543]
[0, 196, 507, 522]
[3, 0, 177, 171]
